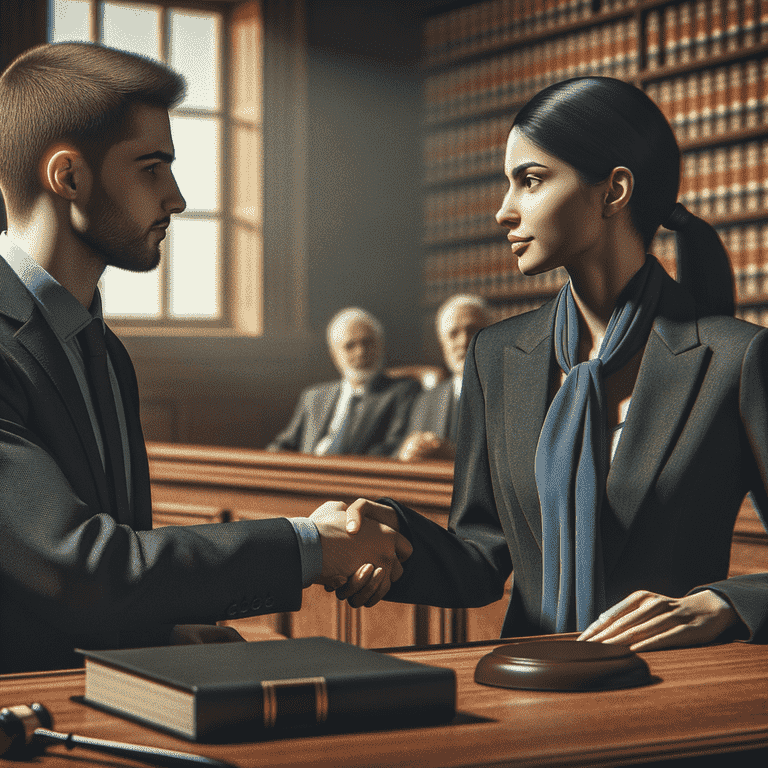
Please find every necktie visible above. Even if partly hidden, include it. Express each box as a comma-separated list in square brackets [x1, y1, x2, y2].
[535, 256, 664, 633]
[78, 319, 131, 523]
[324, 394, 361, 455]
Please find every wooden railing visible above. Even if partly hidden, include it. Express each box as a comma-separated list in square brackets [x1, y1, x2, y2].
[146, 442, 767, 646]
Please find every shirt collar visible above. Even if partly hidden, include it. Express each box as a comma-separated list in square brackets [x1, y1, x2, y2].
[1, 232, 100, 342]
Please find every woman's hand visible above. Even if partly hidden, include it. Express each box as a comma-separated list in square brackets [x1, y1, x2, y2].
[577, 589, 741, 651]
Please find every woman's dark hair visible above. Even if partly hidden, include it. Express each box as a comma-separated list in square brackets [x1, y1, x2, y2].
[512, 77, 734, 316]
[0, 42, 185, 218]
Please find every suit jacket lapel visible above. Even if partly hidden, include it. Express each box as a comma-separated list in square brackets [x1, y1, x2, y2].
[434, 379, 453, 438]
[308, 382, 340, 452]
[503, 299, 558, 550]
[603, 277, 709, 577]
[9, 302, 113, 519]
[344, 373, 388, 453]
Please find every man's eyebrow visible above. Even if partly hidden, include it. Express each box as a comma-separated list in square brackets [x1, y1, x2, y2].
[134, 150, 175, 163]
[511, 161, 548, 178]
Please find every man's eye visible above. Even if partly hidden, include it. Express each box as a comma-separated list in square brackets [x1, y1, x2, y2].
[145, 164, 159, 175]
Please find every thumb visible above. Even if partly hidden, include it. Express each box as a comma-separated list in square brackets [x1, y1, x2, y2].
[345, 498, 399, 534]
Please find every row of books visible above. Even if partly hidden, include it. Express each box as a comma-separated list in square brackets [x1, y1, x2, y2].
[424, 19, 638, 125]
[424, 220, 768, 310]
[678, 139, 768, 219]
[422, 0, 638, 68]
[646, 57, 768, 143]
[647, 0, 768, 70]
[423, 179, 508, 245]
[424, 116, 510, 185]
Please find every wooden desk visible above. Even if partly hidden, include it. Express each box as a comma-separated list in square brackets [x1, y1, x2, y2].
[147, 443, 768, 648]
[0, 640, 766, 767]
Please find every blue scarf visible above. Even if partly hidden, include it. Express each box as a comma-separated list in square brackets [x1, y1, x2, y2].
[535, 256, 665, 632]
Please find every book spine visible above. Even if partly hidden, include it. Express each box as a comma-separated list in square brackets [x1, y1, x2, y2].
[743, 0, 759, 46]
[685, 71, 700, 140]
[713, 145, 728, 216]
[727, 62, 743, 133]
[699, 148, 714, 217]
[762, 0, 768, 42]
[743, 224, 760, 299]
[646, 8, 661, 69]
[693, 0, 709, 59]
[724, 0, 741, 52]
[761, 139, 768, 210]
[744, 58, 760, 128]
[709, 0, 726, 56]
[728, 143, 745, 214]
[761, 223, 768, 299]
[663, 3, 678, 67]
[713, 65, 729, 135]
[678, 1, 693, 63]
[699, 68, 715, 137]
[745, 140, 761, 211]
[680, 152, 697, 212]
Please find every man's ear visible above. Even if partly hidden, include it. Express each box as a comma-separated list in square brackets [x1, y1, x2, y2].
[603, 166, 633, 218]
[39, 145, 92, 203]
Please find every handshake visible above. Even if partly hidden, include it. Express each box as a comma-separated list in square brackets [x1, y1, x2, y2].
[308, 499, 411, 608]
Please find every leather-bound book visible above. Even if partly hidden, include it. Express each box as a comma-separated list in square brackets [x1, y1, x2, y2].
[78, 637, 456, 742]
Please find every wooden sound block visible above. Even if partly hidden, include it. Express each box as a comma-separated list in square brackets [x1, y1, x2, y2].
[475, 639, 653, 692]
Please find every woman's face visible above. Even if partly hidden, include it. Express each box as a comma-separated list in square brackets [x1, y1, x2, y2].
[496, 128, 607, 277]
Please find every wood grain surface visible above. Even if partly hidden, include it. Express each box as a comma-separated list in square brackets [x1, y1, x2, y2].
[0, 639, 766, 768]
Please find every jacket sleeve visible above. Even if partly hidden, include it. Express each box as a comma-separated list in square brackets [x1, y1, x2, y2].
[384, 335, 512, 607]
[692, 327, 768, 642]
[0, 352, 304, 638]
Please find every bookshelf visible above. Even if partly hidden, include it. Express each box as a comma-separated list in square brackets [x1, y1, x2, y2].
[420, 0, 768, 326]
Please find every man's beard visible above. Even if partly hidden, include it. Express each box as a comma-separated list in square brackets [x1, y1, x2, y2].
[76, 190, 163, 273]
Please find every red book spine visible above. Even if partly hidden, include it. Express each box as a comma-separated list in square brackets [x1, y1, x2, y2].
[680, 152, 697, 212]
[678, 1, 693, 63]
[744, 59, 760, 128]
[709, 0, 726, 55]
[744, 140, 761, 211]
[685, 72, 700, 140]
[672, 76, 687, 138]
[713, 65, 729, 135]
[663, 3, 678, 66]
[761, 223, 768, 299]
[566, 30, 579, 79]
[727, 62, 743, 133]
[744, 224, 760, 299]
[724, 0, 741, 52]
[626, 17, 638, 76]
[713, 145, 728, 216]
[761, 0, 768, 42]
[699, 148, 714, 216]
[646, 9, 661, 69]
[728, 143, 744, 214]
[693, 0, 709, 59]
[760, 139, 768, 211]
[761, 58, 768, 125]
[742, 0, 759, 46]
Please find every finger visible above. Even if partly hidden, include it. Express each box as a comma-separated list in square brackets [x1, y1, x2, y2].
[346, 498, 399, 533]
[596, 609, 679, 647]
[395, 532, 413, 564]
[364, 573, 392, 608]
[335, 563, 374, 601]
[578, 592, 657, 640]
[628, 623, 692, 652]
[587, 599, 673, 644]
[347, 567, 386, 609]
[345, 498, 366, 534]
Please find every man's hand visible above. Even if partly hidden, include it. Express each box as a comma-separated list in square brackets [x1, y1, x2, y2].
[577, 589, 740, 651]
[309, 501, 412, 608]
[398, 431, 456, 461]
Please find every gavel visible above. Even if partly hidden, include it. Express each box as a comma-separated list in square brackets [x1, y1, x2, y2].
[0, 703, 235, 767]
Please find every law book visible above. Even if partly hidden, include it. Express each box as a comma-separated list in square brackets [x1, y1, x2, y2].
[79, 637, 457, 742]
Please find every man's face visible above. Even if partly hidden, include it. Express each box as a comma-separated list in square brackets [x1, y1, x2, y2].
[329, 318, 383, 385]
[439, 303, 489, 377]
[74, 103, 186, 272]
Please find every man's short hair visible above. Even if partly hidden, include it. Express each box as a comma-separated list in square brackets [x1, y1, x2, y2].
[326, 307, 384, 347]
[0, 42, 185, 216]
[435, 294, 489, 334]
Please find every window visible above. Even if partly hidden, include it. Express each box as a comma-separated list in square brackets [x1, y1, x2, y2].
[49, 0, 265, 334]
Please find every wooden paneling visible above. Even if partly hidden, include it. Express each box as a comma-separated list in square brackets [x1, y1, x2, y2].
[148, 441, 768, 648]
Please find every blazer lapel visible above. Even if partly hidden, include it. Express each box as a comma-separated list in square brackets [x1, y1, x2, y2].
[12, 307, 113, 518]
[308, 383, 340, 451]
[603, 278, 709, 577]
[503, 299, 558, 550]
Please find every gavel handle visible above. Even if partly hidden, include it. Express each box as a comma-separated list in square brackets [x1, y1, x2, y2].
[33, 728, 237, 768]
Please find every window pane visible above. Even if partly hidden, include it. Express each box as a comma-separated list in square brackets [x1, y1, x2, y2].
[102, 2, 161, 61]
[50, 0, 92, 42]
[101, 265, 162, 318]
[170, 116, 220, 212]
[170, 10, 221, 111]
[169, 219, 219, 318]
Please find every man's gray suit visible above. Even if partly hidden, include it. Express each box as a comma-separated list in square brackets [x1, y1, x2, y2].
[267, 373, 419, 457]
[385, 270, 768, 643]
[0, 256, 304, 673]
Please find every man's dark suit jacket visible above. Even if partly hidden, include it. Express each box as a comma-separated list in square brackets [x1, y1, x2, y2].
[385, 268, 768, 643]
[0, 257, 304, 673]
[267, 373, 419, 457]
[404, 378, 457, 440]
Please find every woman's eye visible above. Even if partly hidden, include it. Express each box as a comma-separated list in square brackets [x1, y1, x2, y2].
[523, 175, 541, 189]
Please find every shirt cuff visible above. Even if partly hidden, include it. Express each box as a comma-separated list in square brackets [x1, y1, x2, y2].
[288, 517, 323, 588]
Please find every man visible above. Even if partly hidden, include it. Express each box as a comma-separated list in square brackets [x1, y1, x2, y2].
[268, 307, 419, 456]
[398, 294, 490, 461]
[0, 42, 408, 673]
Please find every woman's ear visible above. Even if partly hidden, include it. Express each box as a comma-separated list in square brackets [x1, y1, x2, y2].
[39, 145, 92, 203]
[603, 166, 633, 218]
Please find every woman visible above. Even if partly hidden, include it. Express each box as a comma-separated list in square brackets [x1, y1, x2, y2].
[343, 76, 768, 651]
